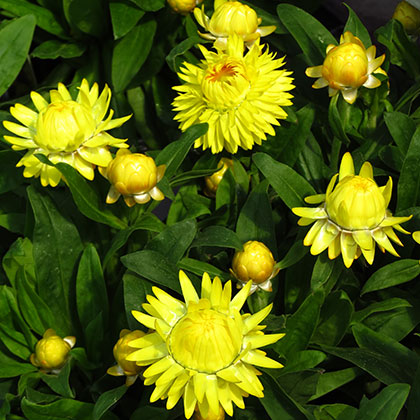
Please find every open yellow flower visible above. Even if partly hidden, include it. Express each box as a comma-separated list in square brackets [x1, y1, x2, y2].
[127, 270, 284, 419]
[103, 149, 165, 207]
[107, 329, 145, 386]
[3, 79, 131, 187]
[30, 329, 76, 373]
[168, 0, 203, 15]
[194, 0, 276, 49]
[172, 35, 294, 154]
[305, 32, 386, 104]
[292, 153, 412, 268]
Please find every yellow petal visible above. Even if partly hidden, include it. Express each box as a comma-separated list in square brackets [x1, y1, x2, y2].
[292, 206, 327, 219]
[143, 355, 174, 378]
[305, 65, 323, 78]
[372, 229, 399, 257]
[310, 222, 339, 255]
[340, 232, 358, 268]
[179, 270, 199, 305]
[339, 152, 355, 181]
[359, 162, 373, 179]
[241, 350, 284, 368]
[243, 304, 272, 334]
[229, 280, 252, 312]
[183, 380, 197, 419]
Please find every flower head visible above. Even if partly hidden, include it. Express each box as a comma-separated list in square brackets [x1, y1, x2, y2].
[3, 79, 131, 187]
[168, 0, 203, 15]
[30, 329, 75, 373]
[292, 153, 412, 268]
[172, 36, 294, 154]
[204, 158, 233, 197]
[127, 270, 284, 419]
[230, 240, 279, 294]
[393, 1, 420, 35]
[107, 329, 145, 386]
[305, 32, 386, 104]
[194, 0, 276, 49]
[103, 149, 165, 207]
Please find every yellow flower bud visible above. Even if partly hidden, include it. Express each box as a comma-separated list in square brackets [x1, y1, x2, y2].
[193, 404, 225, 420]
[30, 329, 75, 373]
[107, 329, 145, 386]
[204, 158, 233, 197]
[168, 0, 203, 15]
[393, 1, 420, 34]
[104, 149, 166, 207]
[230, 240, 278, 293]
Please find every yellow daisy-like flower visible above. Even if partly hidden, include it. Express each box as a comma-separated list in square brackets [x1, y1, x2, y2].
[168, 0, 203, 15]
[194, 0, 276, 50]
[107, 329, 145, 386]
[103, 149, 166, 207]
[292, 153, 412, 268]
[305, 31, 386, 104]
[172, 35, 294, 154]
[3, 79, 131, 187]
[30, 329, 76, 374]
[127, 270, 284, 419]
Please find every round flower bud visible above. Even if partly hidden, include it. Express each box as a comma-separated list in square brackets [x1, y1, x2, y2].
[393, 1, 420, 35]
[107, 329, 145, 385]
[204, 158, 233, 197]
[168, 0, 203, 15]
[30, 329, 75, 373]
[104, 149, 166, 207]
[325, 175, 386, 230]
[230, 240, 278, 294]
[321, 42, 368, 90]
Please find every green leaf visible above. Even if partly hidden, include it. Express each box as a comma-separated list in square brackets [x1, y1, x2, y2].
[276, 3, 335, 65]
[253, 152, 317, 209]
[129, 0, 165, 12]
[40, 361, 74, 398]
[236, 180, 277, 255]
[166, 35, 203, 73]
[384, 111, 416, 155]
[191, 226, 243, 250]
[93, 385, 127, 420]
[397, 126, 420, 211]
[0, 1, 66, 37]
[156, 123, 209, 179]
[110, 1, 144, 40]
[407, 362, 420, 420]
[314, 404, 357, 420]
[278, 350, 327, 376]
[311, 290, 353, 346]
[329, 96, 350, 144]
[145, 219, 197, 264]
[343, 4, 371, 47]
[28, 186, 83, 335]
[121, 250, 181, 293]
[55, 162, 127, 230]
[0, 150, 24, 194]
[76, 244, 109, 336]
[112, 19, 156, 92]
[311, 253, 343, 292]
[354, 383, 410, 420]
[352, 298, 412, 324]
[277, 370, 321, 404]
[361, 259, 420, 295]
[63, 0, 107, 37]
[0, 350, 36, 378]
[275, 290, 324, 358]
[103, 214, 164, 268]
[0, 14, 35, 97]
[177, 257, 229, 281]
[276, 241, 308, 271]
[31, 40, 86, 59]
[259, 373, 314, 420]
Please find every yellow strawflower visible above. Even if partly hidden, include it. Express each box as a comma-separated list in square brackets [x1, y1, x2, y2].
[3, 79, 130, 187]
[30, 329, 76, 373]
[194, 0, 276, 49]
[107, 329, 145, 386]
[168, 0, 203, 15]
[230, 240, 279, 294]
[127, 270, 284, 419]
[305, 31, 386, 104]
[292, 153, 412, 268]
[393, 1, 420, 35]
[103, 149, 165, 207]
[172, 35, 294, 154]
[204, 157, 233, 197]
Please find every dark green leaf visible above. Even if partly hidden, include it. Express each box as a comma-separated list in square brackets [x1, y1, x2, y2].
[384, 111, 416, 154]
[311, 253, 343, 292]
[166, 35, 202, 72]
[93, 385, 128, 420]
[112, 19, 156, 92]
[40, 361, 74, 398]
[314, 404, 357, 420]
[0, 15, 35, 97]
[277, 3, 335, 65]
[278, 350, 326, 376]
[0, 350, 36, 378]
[31, 40, 86, 59]
[354, 383, 410, 420]
[361, 259, 420, 295]
[352, 298, 412, 324]
[156, 123, 208, 179]
[177, 257, 229, 281]
[0, 150, 24, 194]
[329, 96, 350, 144]
[129, 0, 165, 12]
[407, 362, 420, 420]
[110, 1, 144, 40]
[191, 226, 243, 250]
[276, 241, 308, 270]
[55, 163, 127, 230]
[343, 4, 371, 47]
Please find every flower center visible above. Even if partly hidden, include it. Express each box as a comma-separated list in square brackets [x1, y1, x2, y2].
[322, 42, 368, 89]
[326, 175, 386, 230]
[169, 306, 242, 373]
[35, 101, 96, 152]
[206, 63, 238, 82]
